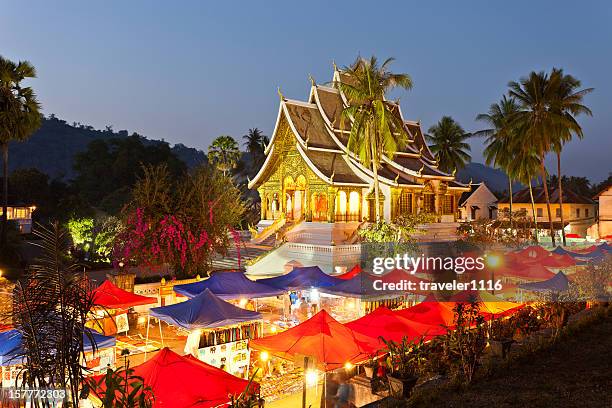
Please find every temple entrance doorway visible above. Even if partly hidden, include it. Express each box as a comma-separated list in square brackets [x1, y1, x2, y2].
[284, 175, 306, 220]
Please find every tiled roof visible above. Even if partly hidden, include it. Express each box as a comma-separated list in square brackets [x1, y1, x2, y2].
[499, 186, 596, 205]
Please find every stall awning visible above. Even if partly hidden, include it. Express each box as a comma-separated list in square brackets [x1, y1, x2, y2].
[336, 264, 363, 280]
[92, 348, 256, 408]
[0, 328, 115, 367]
[345, 307, 445, 347]
[250, 310, 377, 371]
[173, 271, 284, 300]
[449, 290, 524, 318]
[259, 266, 342, 290]
[150, 288, 261, 330]
[91, 280, 157, 310]
[395, 295, 456, 328]
[518, 272, 570, 293]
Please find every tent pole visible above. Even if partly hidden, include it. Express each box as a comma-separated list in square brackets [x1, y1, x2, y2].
[144, 315, 151, 361]
[158, 318, 164, 347]
[302, 356, 309, 408]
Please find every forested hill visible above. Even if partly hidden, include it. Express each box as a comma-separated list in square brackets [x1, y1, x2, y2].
[8, 115, 206, 179]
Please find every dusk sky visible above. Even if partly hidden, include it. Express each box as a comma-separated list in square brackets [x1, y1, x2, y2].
[3, 1, 611, 182]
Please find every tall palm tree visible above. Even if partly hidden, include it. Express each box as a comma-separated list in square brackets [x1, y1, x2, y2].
[338, 56, 413, 221]
[207, 135, 241, 176]
[508, 70, 579, 246]
[474, 96, 519, 229]
[549, 69, 593, 246]
[425, 116, 471, 174]
[0, 56, 41, 245]
[242, 128, 268, 168]
[508, 147, 541, 242]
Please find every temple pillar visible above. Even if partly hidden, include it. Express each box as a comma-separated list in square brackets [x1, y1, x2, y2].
[328, 187, 337, 223]
[391, 188, 400, 220]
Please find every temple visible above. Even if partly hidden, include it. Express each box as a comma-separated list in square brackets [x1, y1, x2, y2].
[249, 66, 470, 229]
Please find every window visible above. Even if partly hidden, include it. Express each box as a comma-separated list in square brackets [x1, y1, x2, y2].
[471, 207, 477, 220]
[489, 207, 494, 219]
[443, 195, 454, 214]
[586, 208, 589, 217]
[537, 208, 543, 217]
[555, 208, 561, 218]
[576, 208, 581, 218]
[397, 191, 412, 215]
[423, 193, 435, 213]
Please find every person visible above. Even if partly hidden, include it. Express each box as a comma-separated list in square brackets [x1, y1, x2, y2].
[297, 297, 309, 321]
[333, 373, 353, 408]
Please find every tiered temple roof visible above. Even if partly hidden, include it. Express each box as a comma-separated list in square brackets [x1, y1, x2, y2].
[249, 67, 469, 191]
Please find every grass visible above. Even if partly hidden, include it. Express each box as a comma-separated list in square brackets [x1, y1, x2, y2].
[409, 307, 612, 408]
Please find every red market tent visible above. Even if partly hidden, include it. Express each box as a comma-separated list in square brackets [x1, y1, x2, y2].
[345, 307, 446, 347]
[499, 262, 557, 281]
[395, 295, 456, 328]
[512, 245, 551, 261]
[337, 264, 363, 280]
[249, 310, 377, 371]
[449, 290, 524, 319]
[378, 269, 431, 294]
[92, 348, 256, 408]
[91, 280, 157, 310]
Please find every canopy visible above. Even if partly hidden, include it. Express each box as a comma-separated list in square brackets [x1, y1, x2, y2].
[449, 290, 524, 319]
[174, 271, 284, 300]
[496, 262, 557, 281]
[513, 245, 552, 262]
[336, 264, 363, 280]
[150, 289, 261, 330]
[92, 280, 157, 310]
[318, 274, 382, 298]
[250, 310, 377, 371]
[259, 266, 342, 290]
[93, 348, 255, 408]
[598, 242, 612, 251]
[345, 307, 445, 347]
[552, 246, 604, 260]
[379, 269, 431, 293]
[395, 295, 456, 328]
[518, 272, 570, 293]
[0, 328, 115, 367]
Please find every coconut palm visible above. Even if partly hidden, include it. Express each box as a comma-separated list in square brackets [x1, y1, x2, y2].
[242, 128, 268, 168]
[338, 56, 413, 221]
[508, 70, 580, 246]
[208, 135, 241, 176]
[474, 96, 519, 229]
[0, 56, 41, 245]
[425, 116, 471, 174]
[549, 69, 593, 245]
[508, 148, 542, 242]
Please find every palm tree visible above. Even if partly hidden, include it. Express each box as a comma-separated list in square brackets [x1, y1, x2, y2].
[549, 69, 593, 246]
[0, 56, 41, 245]
[242, 128, 268, 168]
[474, 96, 519, 229]
[425, 116, 471, 174]
[508, 148, 541, 242]
[208, 135, 241, 176]
[508, 70, 579, 246]
[338, 56, 413, 221]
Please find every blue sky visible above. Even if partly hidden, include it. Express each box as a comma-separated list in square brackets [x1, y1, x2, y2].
[2, 1, 611, 182]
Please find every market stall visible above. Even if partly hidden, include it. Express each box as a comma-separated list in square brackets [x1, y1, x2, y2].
[148, 288, 263, 378]
[173, 271, 284, 300]
[90, 347, 258, 408]
[259, 266, 342, 290]
[518, 271, 570, 297]
[449, 290, 525, 320]
[0, 328, 116, 387]
[90, 280, 157, 335]
[394, 294, 457, 328]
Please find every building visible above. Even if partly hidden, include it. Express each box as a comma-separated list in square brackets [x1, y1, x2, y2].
[498, 186, 597, 237]
[458, 183, 498, 221]
[248, 66, 469, 231]
[0, 204, 36, 233]
[587, 185, 612, 239]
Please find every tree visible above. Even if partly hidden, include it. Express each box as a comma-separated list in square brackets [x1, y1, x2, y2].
[338, 56, 413, 221]
[549, 69, 593, 246]
[11, 222, 96, 406]
[475, 96, 520, 230]
[425, 116, 471, 174]
[508, 70, 577, 246]
[242, 128, 268, 169]
[0, 56, 41, 246]
[208, 135, 241, 176]
[507, 147, 541, 242]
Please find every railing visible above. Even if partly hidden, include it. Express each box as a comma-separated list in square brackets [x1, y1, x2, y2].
[252, 216, 286, 244]
[334, 213, 361, 222]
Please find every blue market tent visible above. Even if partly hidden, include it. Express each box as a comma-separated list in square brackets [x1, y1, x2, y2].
[518, 272, 570, 293]
[0, 328, 115, 367]
[173, 271, 284, 300]
[150, 289, 262, 330]
[318, 275, 379, 298]
[259, 266, 342, 290]
[598, 242, 612, 252]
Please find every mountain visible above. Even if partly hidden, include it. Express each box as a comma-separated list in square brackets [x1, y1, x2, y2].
[8, 116, 206, 179]
[456, 162, 520, 195]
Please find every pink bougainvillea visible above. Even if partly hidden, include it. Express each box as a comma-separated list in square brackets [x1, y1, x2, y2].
[113, 208, 214, 276]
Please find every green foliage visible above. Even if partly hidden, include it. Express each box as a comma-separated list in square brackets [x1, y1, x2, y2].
[425, 116, 472, 173]
[381, 336, 426, 380]
[228, 368, 261, 408]
[73, 136, 187, 213]
[359, 213, 435, 243]
[208, 135, 241, 176]
[67, 217, 95, 248]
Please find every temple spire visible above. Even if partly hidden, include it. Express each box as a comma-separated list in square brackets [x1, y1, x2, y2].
[308, 74, 316, 87]
[277, 86, 285, 101]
